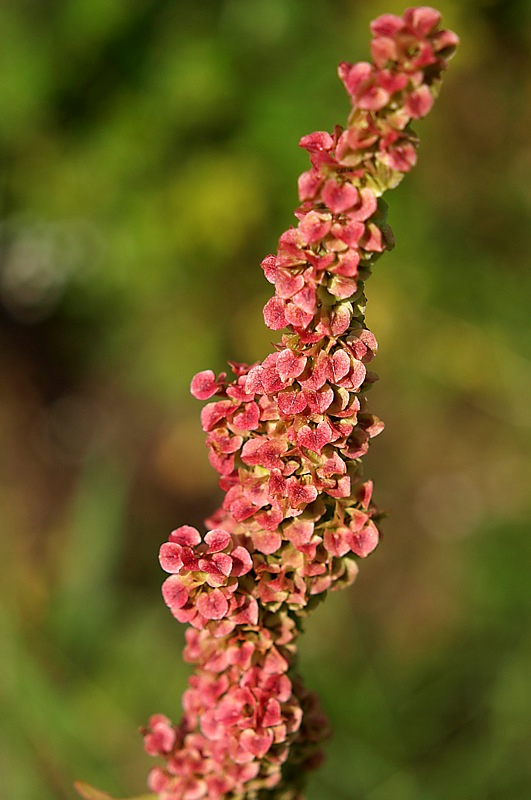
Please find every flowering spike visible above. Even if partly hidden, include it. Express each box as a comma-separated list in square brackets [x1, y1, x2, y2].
[142, 8, 458, 800]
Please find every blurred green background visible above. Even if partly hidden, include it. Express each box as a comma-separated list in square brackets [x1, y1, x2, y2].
[1, 1, 530, 798]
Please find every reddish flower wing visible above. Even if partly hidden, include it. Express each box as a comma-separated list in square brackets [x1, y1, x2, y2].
[204, 529, 231, 553]
[370, 13, 404, 37]
[162, 575, 189, 610]
[276, 348, 307, 381]
[403, 5, 441, 35]
[159, 542, 184, 573]
[297, 421, 333, 453]
[349, 520, 379, 558]
[322, 180, 359, 214]
[230, 546, 253, 577]
[190, 369, 224, 400]
[197, 589, 230, 620]
[169, 525, 202, 547]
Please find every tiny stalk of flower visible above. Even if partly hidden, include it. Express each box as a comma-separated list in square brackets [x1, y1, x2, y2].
[73, 781, 156, 800]
[76, 7, 458, 800]
[143, 7, 458, 800]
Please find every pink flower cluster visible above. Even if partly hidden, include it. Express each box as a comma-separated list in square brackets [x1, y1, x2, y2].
[144, 8, 457, 799]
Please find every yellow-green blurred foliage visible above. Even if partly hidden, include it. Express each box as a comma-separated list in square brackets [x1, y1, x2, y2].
[1, 1, 530, 798]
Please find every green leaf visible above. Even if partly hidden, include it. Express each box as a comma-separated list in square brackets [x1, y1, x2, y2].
[73, 781, 156, 800]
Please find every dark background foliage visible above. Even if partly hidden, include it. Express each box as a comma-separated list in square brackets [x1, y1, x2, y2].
[1, 1, 530, 798]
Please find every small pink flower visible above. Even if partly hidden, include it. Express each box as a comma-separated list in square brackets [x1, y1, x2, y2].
[200, 400, 235, 432]
[263, 296, 287, 330]
[143, 714, 176, 756]
[284, 518, 314, 549]
[304, 385, 334, 414]
[162, 575, 189, 610]
[331, 219, 365, 249]
[433, 28, 459, 54]
[298, 169, 323, 201]
[274, 269, 305, 299]
[405, 84, 434, 118]
[230, 593, 259, 625]
[229, 548, 253, 579]
[286, 477, 318, 508]
[403, 5, 441, 36]
[207, 428, 243, 455]
[333, 249, 360, 276]
[254, 506, 284, 535]
[299, 130, 335, 153]
[284, 302, 314, 330]
[357, 82, 390, 111]
[300, 352, 330, 390]
[321, 180, 360, 214]
[204, 529, 231, 552]
[370, 13, 404, 37]
[159, 542, 184, 573]
[337, 61, 372, 96]
[190, 370, 225, 400]
[323, 527, 352, 558]
[276, 348, 307, 381]
[297, 421, 334, 453]
[377, 69, 409, 96]
[330, 303, 353, 336]
[148, 767, 170, 792]
[328, 274, 359, 300]
[292, 284, 317, 315]
[169, 525, 202, 547]
[180, 778, 208, 800]
[380, 140, 418, 172]
[207, 448, 235, 476]
[298, 210, 332, 244]
[278, 388, 308, 416]
[349, 520, 380, 557]
[196, 589, 230, 620]
[260, 254, 278, 283]
[349, 187, 378, 221]
[232, 401, 260, 431]
[239, 728, 274, 759]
